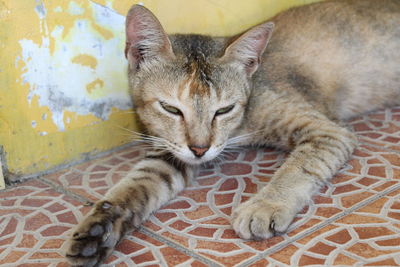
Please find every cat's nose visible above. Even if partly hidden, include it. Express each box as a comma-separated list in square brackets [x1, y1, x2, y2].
[188, 145, 209, 158]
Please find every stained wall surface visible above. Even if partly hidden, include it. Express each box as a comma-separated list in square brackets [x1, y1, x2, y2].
[0, 0, 320, 181]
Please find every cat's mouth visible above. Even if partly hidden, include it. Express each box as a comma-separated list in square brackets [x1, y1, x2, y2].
[173, 146, 222, 166]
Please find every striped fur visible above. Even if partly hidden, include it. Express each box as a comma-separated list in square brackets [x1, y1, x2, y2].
[65, 150, 194, 265]
[66, 1, 400, 265]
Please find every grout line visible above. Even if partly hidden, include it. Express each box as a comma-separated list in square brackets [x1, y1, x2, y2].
[359, 140, 400, 154]
[37, 176, 94, 205]
[5, 141, 140, 186]
[139, 227, 222, 267]
[238, 182, 400, 267]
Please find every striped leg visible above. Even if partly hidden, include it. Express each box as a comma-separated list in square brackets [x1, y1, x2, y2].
[65, 150, 192, 266]
[232, 117, 358, 240]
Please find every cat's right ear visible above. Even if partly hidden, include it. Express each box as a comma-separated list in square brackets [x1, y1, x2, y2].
[125, 5, 174, 70]
[221, 22, 274, 77]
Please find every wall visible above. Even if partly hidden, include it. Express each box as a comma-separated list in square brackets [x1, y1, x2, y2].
[0, 0, 320, 183]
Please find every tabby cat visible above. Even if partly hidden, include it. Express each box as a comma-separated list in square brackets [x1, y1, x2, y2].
[66, 0, 400, 265]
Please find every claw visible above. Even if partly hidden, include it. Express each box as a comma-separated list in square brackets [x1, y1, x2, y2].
[269, 219, 277, 236]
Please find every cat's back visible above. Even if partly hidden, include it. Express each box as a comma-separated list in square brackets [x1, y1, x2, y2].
[259, 0, 400, 120]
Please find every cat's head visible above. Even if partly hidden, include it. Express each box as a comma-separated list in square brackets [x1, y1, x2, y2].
[125, 5, 273, 165]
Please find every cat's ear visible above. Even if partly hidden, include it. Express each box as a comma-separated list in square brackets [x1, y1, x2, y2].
[222, 22, 274, 77]
[125, 5, 174, 70]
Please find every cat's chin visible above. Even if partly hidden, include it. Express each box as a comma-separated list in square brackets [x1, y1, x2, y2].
[174, 155, 214, 166]
[173, 149, 221, 166]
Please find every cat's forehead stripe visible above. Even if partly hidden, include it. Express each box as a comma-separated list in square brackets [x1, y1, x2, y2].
[187, 63, 211, 97]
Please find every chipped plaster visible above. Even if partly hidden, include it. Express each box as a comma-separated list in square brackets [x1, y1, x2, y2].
[18, 1, 131, 132]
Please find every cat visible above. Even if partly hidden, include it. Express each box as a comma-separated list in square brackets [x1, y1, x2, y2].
[65, 0, 400, 265]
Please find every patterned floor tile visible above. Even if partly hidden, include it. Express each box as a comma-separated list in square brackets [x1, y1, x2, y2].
[0, 179, 202, 267]
[349, 106, 400, 151]
[1, 107, 399, 266]
[103, 231, 208, 267]
[44, 145, 146, 202]
[0, 180, 88, 266]
[141, 143, 398, 266]
[266, 189, 400, 267]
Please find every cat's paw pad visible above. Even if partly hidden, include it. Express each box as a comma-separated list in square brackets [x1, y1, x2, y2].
[65, 201, 123, 267]
[231, 198, 295, 240]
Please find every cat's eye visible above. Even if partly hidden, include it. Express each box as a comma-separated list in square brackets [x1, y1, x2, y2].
[215, 105, 235, 116]
[160, 102, 182, 116]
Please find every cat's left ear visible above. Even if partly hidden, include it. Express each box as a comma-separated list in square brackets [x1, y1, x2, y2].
[221, 22, 274, 77]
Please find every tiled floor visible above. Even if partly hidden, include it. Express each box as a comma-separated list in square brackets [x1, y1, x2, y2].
[1, 107, 399, 267]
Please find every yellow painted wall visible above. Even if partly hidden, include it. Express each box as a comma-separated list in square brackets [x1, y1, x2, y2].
[0, 0, 321, 182]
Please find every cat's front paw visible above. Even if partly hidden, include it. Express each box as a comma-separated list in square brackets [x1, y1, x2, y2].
[231, 198, 296, 240]
[65, 201, 130, 267]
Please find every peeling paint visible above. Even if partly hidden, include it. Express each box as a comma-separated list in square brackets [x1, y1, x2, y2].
[18, 1, 131, 132]
[68, 1, 84, 15]
[86, 78, 104, 93]
[72, 54, 98, 69]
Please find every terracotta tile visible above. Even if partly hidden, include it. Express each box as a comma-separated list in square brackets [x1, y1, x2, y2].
[29, 252, 64, 259]
[188, 227, 217, 238]
[347, 243, 397, 259]
[375, 237, 400, 247]
[16, 234, 37, 248]
[43, 145, 145, 201]
[2, 217, 18, 235]
[332, 254, 358, 266]
[40, 239, 64, 249]
[298, 254, 325, 266]
[243, 150, 258, 162]
[163, 200, 191, 210]
[169, 220, 192, 231]
[357, 197, 390, 214]
[220, 163, 252, 176]
[0, 251, 27, 264]
[214, 193, 235, 205]
[315, 207, 341, 217]
[184, 206, 214, 220]
[40, 226, 70, 237]
[200, 251, 255, 266]
[365, 258, 399, 266]
[248, 258, 270, 267]
[161, 231, 190, 247]
[131, 251, 156, 264]
[354, 226, 396, 239]
[196, 240, 241, 253]
[348, 107, 400, 150]
[269, 245, 299, 265]
[287, 219, 323, 238]
[337, 214, 388, 224]
[0, 180, 84, 265]
[116, 239, 145, 254]
[356, 177, 379, 186]
[308, 241, 336, 255]
[105, 230, 197, 266]
[333, 184, 361, 195]
[326, 229, 352, 244]
[281, 190, 400, 267]
[218, 178, 239, 191]
[0, 178, 198, 267]
[191, 260, 210, 267]
[341, 191, 374, 208]
[243, 236, 285, 251]
[153, 212, 177, 223]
